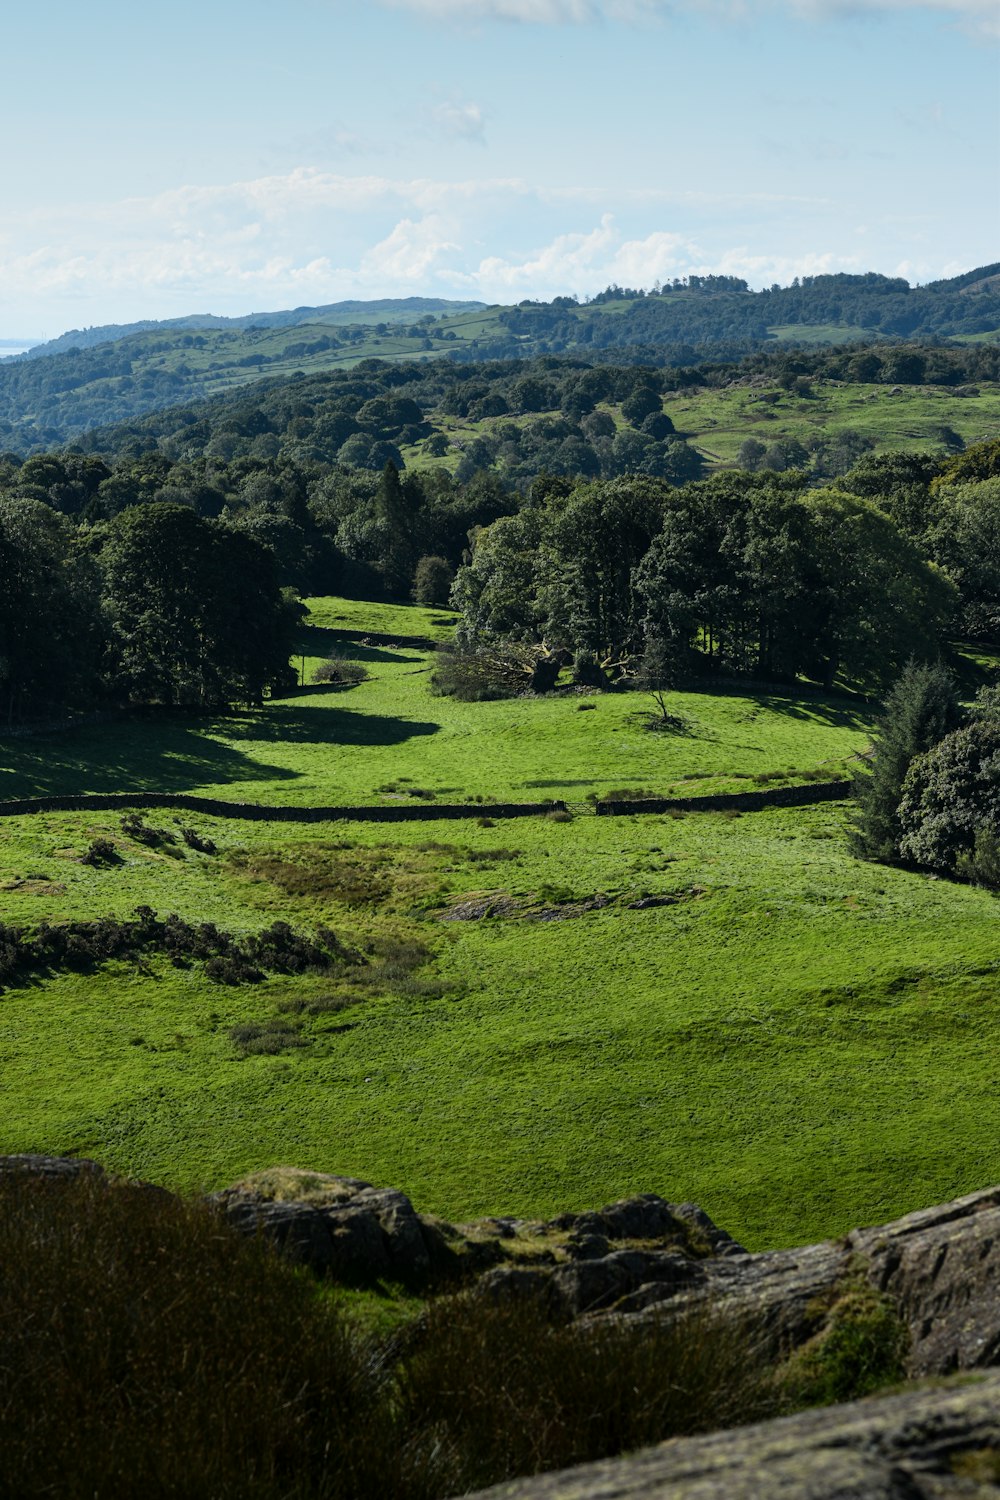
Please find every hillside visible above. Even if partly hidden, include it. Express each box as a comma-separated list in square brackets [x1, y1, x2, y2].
[15, 297, 486, 361]
[76, 346, 1000, 489]
[2, 268, 999, 452]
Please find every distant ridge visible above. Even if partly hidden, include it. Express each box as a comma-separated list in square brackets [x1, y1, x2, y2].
[23, 298, 488, 359]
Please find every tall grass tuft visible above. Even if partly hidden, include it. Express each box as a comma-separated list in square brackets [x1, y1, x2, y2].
[0, 1175, 784, 1499]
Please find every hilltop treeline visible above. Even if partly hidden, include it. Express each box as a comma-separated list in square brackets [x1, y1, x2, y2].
[1, 267, 998, 451]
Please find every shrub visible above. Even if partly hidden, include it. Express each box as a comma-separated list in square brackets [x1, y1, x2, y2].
[80, 838, 119, 867]
[180, 826, 217, 854]
[0, 1172, 404, 1500]
[121, 812, 175, 847]
[313, 655, 369, 687]
[778, 1278, 908, 1407]
[897, 718, 1000, 875]
[850, 660, 962, 862]
[0, 909, 355, 992]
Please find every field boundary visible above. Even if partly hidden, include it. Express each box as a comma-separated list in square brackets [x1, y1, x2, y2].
[0, 779, 851, 824]
[596, 779, 850, 815]
[0, 792, 568, 823]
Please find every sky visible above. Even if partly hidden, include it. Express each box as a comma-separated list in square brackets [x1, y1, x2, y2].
[0, 0, 997, 340]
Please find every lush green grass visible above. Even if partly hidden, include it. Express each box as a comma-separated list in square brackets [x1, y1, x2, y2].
[767, 324, 881, 346]
[3, 796, 1000, 1252]
[3, 597, 1000, 1252]
[0, 600, 868, 807]
[305, 596, 460, 642]
[397, 382, 1000, 477]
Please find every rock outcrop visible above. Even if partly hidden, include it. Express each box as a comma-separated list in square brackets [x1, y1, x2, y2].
[6, 1156, 1000, 1384]
[467, 1371, 1000, 1500]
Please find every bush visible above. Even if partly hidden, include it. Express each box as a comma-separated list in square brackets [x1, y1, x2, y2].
[80, 838, 119, 867]
[313, 655, 369, 687]
[897, 718, 1000, 875]
[850, 660, 962, 862]
[180, 826, 217, 854]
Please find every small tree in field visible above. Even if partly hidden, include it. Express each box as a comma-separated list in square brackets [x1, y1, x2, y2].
[413, 555, 455, 608]
[850, 659, 962, 862]
[637, 626, 687, 731]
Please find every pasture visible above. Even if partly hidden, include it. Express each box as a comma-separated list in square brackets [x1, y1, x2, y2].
[3, 598, 1000, 1252]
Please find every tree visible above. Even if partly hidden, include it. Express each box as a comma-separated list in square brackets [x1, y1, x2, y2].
[413, 555, 455, 607]
[850, 660, 962, 863]
[801, 491, 956, 689]
[0, 496, 101, 722]
[100, 504, 293, 707]
[896, 718, 1000, 875]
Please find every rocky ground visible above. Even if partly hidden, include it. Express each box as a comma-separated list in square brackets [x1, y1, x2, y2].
[6, 1155, 1000, 1498]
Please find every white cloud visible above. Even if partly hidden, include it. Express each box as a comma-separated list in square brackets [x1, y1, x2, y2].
[429, 100, 487, 141]
[0, 166, 978, 333]
[381, 0, 999, 35]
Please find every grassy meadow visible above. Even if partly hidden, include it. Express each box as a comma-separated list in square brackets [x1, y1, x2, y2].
[397, 379, 1000, 478]
[3, 597, 1000, 1252]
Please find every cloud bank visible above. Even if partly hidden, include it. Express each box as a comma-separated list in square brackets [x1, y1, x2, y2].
[379, 0, 999, 35]
[0, 166, 928, 334]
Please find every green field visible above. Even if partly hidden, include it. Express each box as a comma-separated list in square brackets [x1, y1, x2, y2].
[4, 598, 1000, 1253]
[395, 380, 1000, 478]
[663, 379, 1000, 467]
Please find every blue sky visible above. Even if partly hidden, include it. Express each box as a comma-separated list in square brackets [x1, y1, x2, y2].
[1, 0, 997, 338]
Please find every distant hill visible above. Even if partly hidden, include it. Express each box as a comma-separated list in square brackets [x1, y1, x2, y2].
[21, 298, 487, 360]
[0, 270, 998, 452]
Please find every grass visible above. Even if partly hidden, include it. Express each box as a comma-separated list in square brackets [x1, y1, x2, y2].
[3, 596, 1000, 1254]
[0, 599, 868, 808]
[661, 379, 1000, 468]
[395, 380, 1000, 478]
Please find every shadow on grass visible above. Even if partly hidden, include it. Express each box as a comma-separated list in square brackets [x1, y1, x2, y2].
[210, 703, 441, 748]
[0, 705, 440, 799]
[296, 625, 422, 665]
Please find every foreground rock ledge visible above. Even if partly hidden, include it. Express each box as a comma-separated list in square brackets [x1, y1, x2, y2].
[467, 1372, 1000, 1500]
[5, 1157, 1000, 1382]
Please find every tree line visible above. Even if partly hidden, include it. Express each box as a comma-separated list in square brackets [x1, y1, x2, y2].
[447, 441, 1000, 697]
[0, 498, 294, 724]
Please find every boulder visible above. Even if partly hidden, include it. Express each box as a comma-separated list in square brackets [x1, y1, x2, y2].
[467, 1369, 1000, 1500]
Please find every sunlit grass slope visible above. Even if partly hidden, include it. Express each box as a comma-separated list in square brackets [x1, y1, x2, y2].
[0, 600, 868, 808]
[2, 796, 1000, 1252]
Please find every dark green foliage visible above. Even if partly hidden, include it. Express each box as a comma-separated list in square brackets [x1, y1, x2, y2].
[101, 503, 295, 708]
[0, 907, 356, 991]
[80, 837, 119, 867]
[312, 654, 370, 686]
[897, 718, 1000, 875]
[180, 826, 217, 854]
[412, 554, 455, 607]
[850, 660, 963, 862]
